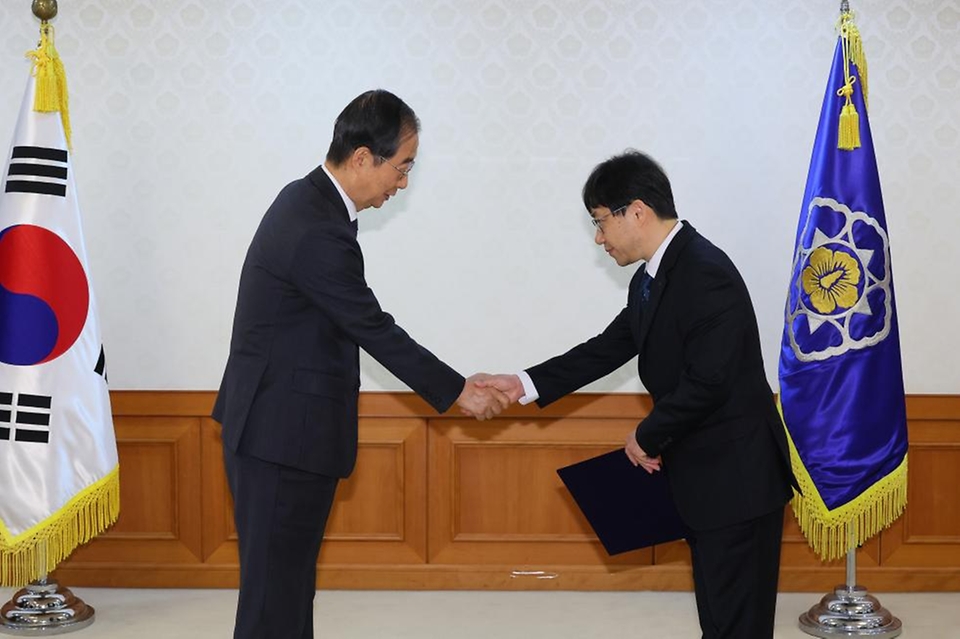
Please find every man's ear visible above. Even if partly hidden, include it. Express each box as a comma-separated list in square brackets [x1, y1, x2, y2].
[634, 200, 649, 220]
[350, 146, 373, 169]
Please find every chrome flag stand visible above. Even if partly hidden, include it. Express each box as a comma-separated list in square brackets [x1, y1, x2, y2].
[0, 578, 95, 636]
[799, 531, 901, 637]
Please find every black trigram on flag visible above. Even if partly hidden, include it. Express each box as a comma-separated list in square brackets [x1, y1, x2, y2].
[0, 392, 52, 444]
[5, 146, 68, 197]
[95, 344, 108, 382]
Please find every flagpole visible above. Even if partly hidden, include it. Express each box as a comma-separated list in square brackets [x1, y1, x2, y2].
[793, 3, 901, 633]
[846, 535, 856, 592]
[1, 3, 99, 634]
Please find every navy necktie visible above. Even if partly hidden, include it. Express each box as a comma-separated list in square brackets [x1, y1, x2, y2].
[639, 272, 653, 303]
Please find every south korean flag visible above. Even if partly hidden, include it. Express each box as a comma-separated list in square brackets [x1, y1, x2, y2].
[0, 70, 119, 587]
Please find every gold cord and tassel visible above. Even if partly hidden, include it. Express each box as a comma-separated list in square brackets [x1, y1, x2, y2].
[25, 22, 71, 148]
[836, 11, 868, 151]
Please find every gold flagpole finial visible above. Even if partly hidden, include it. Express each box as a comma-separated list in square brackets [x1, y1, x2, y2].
[32, 0, 58, 22]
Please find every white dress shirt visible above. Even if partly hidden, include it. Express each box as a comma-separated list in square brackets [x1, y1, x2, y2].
[321, 163, 358, 222]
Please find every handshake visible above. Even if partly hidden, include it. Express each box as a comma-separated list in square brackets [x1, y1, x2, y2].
[454, 373, 523, 420]
[453, 373, 662, 475]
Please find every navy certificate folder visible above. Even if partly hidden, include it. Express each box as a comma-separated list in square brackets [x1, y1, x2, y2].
[557, 449, 690, 555]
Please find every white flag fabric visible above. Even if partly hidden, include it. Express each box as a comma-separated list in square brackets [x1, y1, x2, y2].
[0, 68, 119, 586]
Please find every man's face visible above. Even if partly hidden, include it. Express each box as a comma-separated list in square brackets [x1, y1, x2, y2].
[355, 133, 418, 211]
[591, 201, 645, 266]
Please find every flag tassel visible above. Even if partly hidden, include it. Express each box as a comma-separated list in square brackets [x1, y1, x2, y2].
[785, 425, 907, 562]
[0, 467, 120, 587]
[26, 22, 71, 148]
[837, 81, 861, 151]
[836, 10, 866, 151]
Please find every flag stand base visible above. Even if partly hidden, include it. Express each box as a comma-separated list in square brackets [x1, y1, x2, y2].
[0, 581, 94, 636]
[798, 584, 902, 638]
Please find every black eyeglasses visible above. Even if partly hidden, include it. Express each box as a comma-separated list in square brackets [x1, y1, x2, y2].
[378, 155, 415, 177]
[590, 203, 629, 232]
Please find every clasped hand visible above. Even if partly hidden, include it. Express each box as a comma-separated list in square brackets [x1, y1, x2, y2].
[455, 373, 524, 421]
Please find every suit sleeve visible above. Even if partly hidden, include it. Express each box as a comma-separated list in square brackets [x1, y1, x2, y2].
[526, 306, 637, 406]
[289, 223, 465, 413]
[634, 261, 749, 456]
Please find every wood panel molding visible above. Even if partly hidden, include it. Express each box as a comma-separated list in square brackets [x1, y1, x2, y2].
[881, 401, 960, 568]
[427, 418, 654, 567]
[320, 417, 428, 565]
[48, 391, 960, 592]
[65, 415, 203, 568]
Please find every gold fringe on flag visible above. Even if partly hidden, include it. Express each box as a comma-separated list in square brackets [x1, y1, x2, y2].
[836, 10, 868, 151]
[25, 22, 72, 148]
[0, 466, 120, 587]
[783, 425, 907, 562]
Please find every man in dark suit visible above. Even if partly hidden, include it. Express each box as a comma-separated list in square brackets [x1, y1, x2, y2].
[483, 151, 797, 638]
[212, 89, 506, 639]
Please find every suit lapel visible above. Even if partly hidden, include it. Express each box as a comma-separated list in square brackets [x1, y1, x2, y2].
[636, 222, 697, 351]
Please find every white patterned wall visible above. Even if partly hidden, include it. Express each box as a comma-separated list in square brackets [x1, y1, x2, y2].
[0, 1, 956, 393]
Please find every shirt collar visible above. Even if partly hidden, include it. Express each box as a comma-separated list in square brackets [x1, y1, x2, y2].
[321, 163, 358, 222]
[644, 220, 683, 279]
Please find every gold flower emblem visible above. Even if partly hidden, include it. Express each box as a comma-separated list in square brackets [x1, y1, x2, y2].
[802, 247, 862, 314]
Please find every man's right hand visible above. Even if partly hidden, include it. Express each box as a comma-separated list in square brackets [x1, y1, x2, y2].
[473, 373, 525, 404]
[456, 374, 510, 420]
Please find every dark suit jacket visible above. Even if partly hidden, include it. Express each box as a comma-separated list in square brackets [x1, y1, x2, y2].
[213, 167, 464, 478]
[527, 222, 794, 531]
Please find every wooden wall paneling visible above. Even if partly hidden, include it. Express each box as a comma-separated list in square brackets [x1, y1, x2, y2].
[651, 540, 690, 566]
[318, 417, 428, 566]
[201, 415, 430, 578]
[110, 391, 214, 418]
[53, 414, 204, 585]
[46, 391, 960, 591]
[427, 417, 655, 571]
[200, 417, 237, 568]
[879, 397, 960, 587]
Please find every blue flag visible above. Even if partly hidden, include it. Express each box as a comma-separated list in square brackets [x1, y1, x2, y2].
[778, 14, 908, 562]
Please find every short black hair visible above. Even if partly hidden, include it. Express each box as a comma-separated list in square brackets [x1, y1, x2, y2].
[581, 150, 678, 220]
[326, 90, 420, 166]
